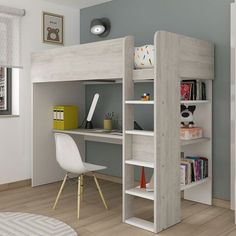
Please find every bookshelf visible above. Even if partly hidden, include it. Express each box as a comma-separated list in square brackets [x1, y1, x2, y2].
[181, 80, 212, 205]
[123, 81, 212, 231]
[123, 32, 213, 233]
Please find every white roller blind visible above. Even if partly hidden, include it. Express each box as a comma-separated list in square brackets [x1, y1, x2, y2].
[0, 6, 25, 68]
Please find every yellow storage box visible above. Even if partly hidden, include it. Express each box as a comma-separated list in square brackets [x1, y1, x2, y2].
[53, 105, 78, 130]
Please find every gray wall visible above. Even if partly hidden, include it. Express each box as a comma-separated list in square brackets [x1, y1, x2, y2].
[81, 0, 232, 200]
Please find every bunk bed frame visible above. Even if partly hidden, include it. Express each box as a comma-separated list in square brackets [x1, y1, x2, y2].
[31, 31, 214, 233]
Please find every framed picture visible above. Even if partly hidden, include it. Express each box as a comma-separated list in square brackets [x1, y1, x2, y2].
[43, 12, 64, 45]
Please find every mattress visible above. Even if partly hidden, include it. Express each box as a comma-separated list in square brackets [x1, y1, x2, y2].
[134, 45, 154, 69]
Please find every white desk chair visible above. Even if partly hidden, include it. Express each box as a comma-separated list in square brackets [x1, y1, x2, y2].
[53, 133, 108, 219]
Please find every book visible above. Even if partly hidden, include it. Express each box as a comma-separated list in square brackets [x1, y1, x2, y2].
[181, 83, 192, 100]
[181, 80, 206, 101]
[181, 160, 191, 184]
[182, 156, 208, 183]
[53, 105, 78, 130]
[180, 165, 187, 186]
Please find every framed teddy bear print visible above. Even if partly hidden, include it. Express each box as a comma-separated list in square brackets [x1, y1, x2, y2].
[43, 12, 64, 45]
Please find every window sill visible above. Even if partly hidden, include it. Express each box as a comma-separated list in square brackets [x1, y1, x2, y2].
[0, 115, 19, 118]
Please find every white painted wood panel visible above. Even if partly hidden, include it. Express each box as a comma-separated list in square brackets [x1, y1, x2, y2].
[179, 35, 214, 79]
[53, 129, 122, 145]
[31, 38, 124, 83]
[133, 69, 154, 81]
[32, 81, 85, 186]
[125, 217, 154, 233]
[231, 1, 236, 214]
[182, 81, 212, 205]
[154, 31, 181, 233]
[132, 136, 154, 163]
[122, 36, 135, 222]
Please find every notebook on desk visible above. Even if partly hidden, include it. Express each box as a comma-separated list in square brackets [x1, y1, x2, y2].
[89, 129, 122, 136]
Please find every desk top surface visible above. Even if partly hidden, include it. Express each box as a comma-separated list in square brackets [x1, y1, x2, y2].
[53, 129, 123, 140]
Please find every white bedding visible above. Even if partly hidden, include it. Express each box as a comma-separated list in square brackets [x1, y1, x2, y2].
[134, 45, 154, 69]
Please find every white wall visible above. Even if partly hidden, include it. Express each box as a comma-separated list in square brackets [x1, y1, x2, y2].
[0, 0, 80, 185]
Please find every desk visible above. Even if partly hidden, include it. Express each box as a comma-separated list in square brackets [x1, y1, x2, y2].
[53, 129, 123, 145]
[32, 128, 123, 187]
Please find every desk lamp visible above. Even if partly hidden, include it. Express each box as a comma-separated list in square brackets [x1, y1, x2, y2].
[85, 93, 99, 129]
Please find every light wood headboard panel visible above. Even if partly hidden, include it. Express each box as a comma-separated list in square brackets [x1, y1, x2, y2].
[31, 38, 124, 83]
[179, 35, 214, 80]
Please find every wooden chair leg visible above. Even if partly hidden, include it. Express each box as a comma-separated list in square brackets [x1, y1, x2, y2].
[53, 173, 68, 210]
[80, 174, 84, 201]
[77, 175, 81, 219]
[93, 174, 108, 210]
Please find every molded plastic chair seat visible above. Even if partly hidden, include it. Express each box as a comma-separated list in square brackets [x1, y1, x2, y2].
[54, 133, 107, 175]
[53, 132, 108, 219]
[83, 163, 106, 173]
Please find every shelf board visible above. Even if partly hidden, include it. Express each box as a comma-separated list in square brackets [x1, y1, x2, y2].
[125, 187, 154, 200]
[125, 130, 154, 136]
[125, 159, 154, 168]
[126, 178, 210, 199]
[125, 217, 154, 232]
[180, 100, 210, 105]
[181, 137, 210, 146]
[133, 68, 154, 81]
[181, 177, 211, 191]
[125, 100, 154, 105]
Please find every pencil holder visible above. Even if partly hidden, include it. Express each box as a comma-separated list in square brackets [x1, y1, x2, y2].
[104, 119, 112, 130]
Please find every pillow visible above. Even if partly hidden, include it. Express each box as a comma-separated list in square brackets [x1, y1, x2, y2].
[134, 45, 154, 69]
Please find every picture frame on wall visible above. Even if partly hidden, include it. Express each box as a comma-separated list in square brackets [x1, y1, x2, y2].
[42, 12, 64, 45]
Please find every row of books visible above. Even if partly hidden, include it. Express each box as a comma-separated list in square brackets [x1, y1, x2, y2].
[53, 105, 78, 130]
[181, 80, 206, 101]
[180, 156, 208, 186]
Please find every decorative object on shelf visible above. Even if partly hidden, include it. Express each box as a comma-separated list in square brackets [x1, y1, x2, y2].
[180, 105, 196, 128]
[140, 167, 146, 189]
[43, 12, 64, 45]
[53, 105, 78, 130]
[90, 18, 110, 37]
[141, 93, 150, 101]
[103, 112, 114, 130]
[149, 174, 154, 189]
[180, 127, 203, 140]
[104, 119, 112, 130]
[134, 45, 154, 69]
[134, 121, 143, 130]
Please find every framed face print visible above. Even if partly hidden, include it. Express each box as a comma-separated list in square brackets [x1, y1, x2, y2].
[43, 12, 64, 45]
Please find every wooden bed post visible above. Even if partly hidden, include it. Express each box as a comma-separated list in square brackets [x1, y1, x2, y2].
[122, 36, 134, 222]
[154, 31, 181, 232]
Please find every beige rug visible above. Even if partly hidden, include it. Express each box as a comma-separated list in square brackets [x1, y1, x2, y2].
[0, 212, 78, 236]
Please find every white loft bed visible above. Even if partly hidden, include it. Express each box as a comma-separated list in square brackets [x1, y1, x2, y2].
[31, 31, 214, 233]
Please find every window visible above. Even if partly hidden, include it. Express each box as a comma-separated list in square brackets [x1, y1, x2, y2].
[0, 67, 11, 115]
[0, 5, 25, 116]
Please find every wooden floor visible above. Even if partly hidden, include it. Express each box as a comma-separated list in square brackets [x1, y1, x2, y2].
[0, 177, 236, 236]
